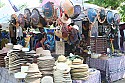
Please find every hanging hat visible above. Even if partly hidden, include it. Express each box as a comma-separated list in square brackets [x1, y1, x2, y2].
[114, 13, 120, 25]
[87, 8, 97, 23]
[18, 14, 25, 27]
[98, 8, 106, 23]
[24, 8, 31, 22]
[61, 0, 74, 17]
[107, 10, 114, 25]
[71, 5, 81, 19]
[42, 2, 54, 19]
[31, 8, 40, 25]
[61, 13, 72, 24]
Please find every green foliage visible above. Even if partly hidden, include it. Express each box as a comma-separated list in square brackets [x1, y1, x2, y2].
[18, 3, 27, 10]
[88, 0, 124, 10]
[88, 0, 125, 22]
[118, 4, 125, 22]
[39, 0, 43, 3]
[0, 2, 5, 8]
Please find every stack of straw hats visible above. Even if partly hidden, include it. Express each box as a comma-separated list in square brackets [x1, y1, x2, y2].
[70, 58, 89, 80]
[37, 55, 55, 75]
[4, 56, 9, 69]
[53, 55, 72, 83]
[9, 52, 21, 73]
[25, 63, 42, 83]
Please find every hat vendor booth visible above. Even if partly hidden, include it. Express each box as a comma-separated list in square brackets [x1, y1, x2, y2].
[1, 1, 125, 83]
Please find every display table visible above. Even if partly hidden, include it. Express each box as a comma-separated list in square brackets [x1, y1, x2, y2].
[86, 56, 125, 82]
[73, 70, 101, 83]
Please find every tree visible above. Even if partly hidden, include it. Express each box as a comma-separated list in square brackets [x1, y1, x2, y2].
[88, 0, 124, 10]
[0, 2, 5, 8]
[39, 0, 43, 3]
[87, 0, 125, 21]
[18, 3, 27, 10]
[118, 4, 125, 22]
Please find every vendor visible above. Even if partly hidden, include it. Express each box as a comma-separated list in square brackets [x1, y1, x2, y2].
[35, 33, 49, 50]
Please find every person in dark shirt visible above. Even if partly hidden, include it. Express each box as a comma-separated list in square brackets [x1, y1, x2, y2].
[35, 33, 48, 50]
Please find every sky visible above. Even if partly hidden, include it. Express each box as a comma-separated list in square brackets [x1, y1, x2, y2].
[1, 0, 40, 8]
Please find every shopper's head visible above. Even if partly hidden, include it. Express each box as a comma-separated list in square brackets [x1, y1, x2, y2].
[38, 33, 47, 42]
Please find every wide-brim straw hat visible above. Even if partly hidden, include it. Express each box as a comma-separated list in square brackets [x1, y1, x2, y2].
[41, 50, 51, 56]
[13, 44, 23, 50]
[70, 64, 89, 69]
[72, 58, 83, 65]
[25, 78, 41, 83]
[41, 76, 53, 83]
[61, 0, 74, 17]
[5, 43, 13, 49]
[25, 63, 41, 73]
[61, 13, 72, 24]
[57, 55, 67, 62]
[35, 47, 43, 55]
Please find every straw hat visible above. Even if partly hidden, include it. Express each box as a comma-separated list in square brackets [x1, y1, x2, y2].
[61, 0, 74, 17]
[55, 62, 71, 73]
[41, 76, 53, 83]
[72, 58, 83, 65]
[41, 50, 51, 56]
[36, 47, 43, 55]
[70, 64, 89, 69]
[25, 63, 41, 73]
[13, 44, 23, 50]
[5, 43, 13, 49]
[25, 78, 41, 83]
[61, 13, 72, 24]
[57, 55, 67, 62]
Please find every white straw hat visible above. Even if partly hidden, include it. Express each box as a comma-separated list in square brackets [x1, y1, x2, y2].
[25, 63, 41, 73]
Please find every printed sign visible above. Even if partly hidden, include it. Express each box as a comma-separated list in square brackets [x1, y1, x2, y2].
[55, 41, 65, 54]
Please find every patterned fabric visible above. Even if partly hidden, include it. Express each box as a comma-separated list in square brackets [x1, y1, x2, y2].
[72, 70, 101, 83]
[86, 56, 125, 82]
